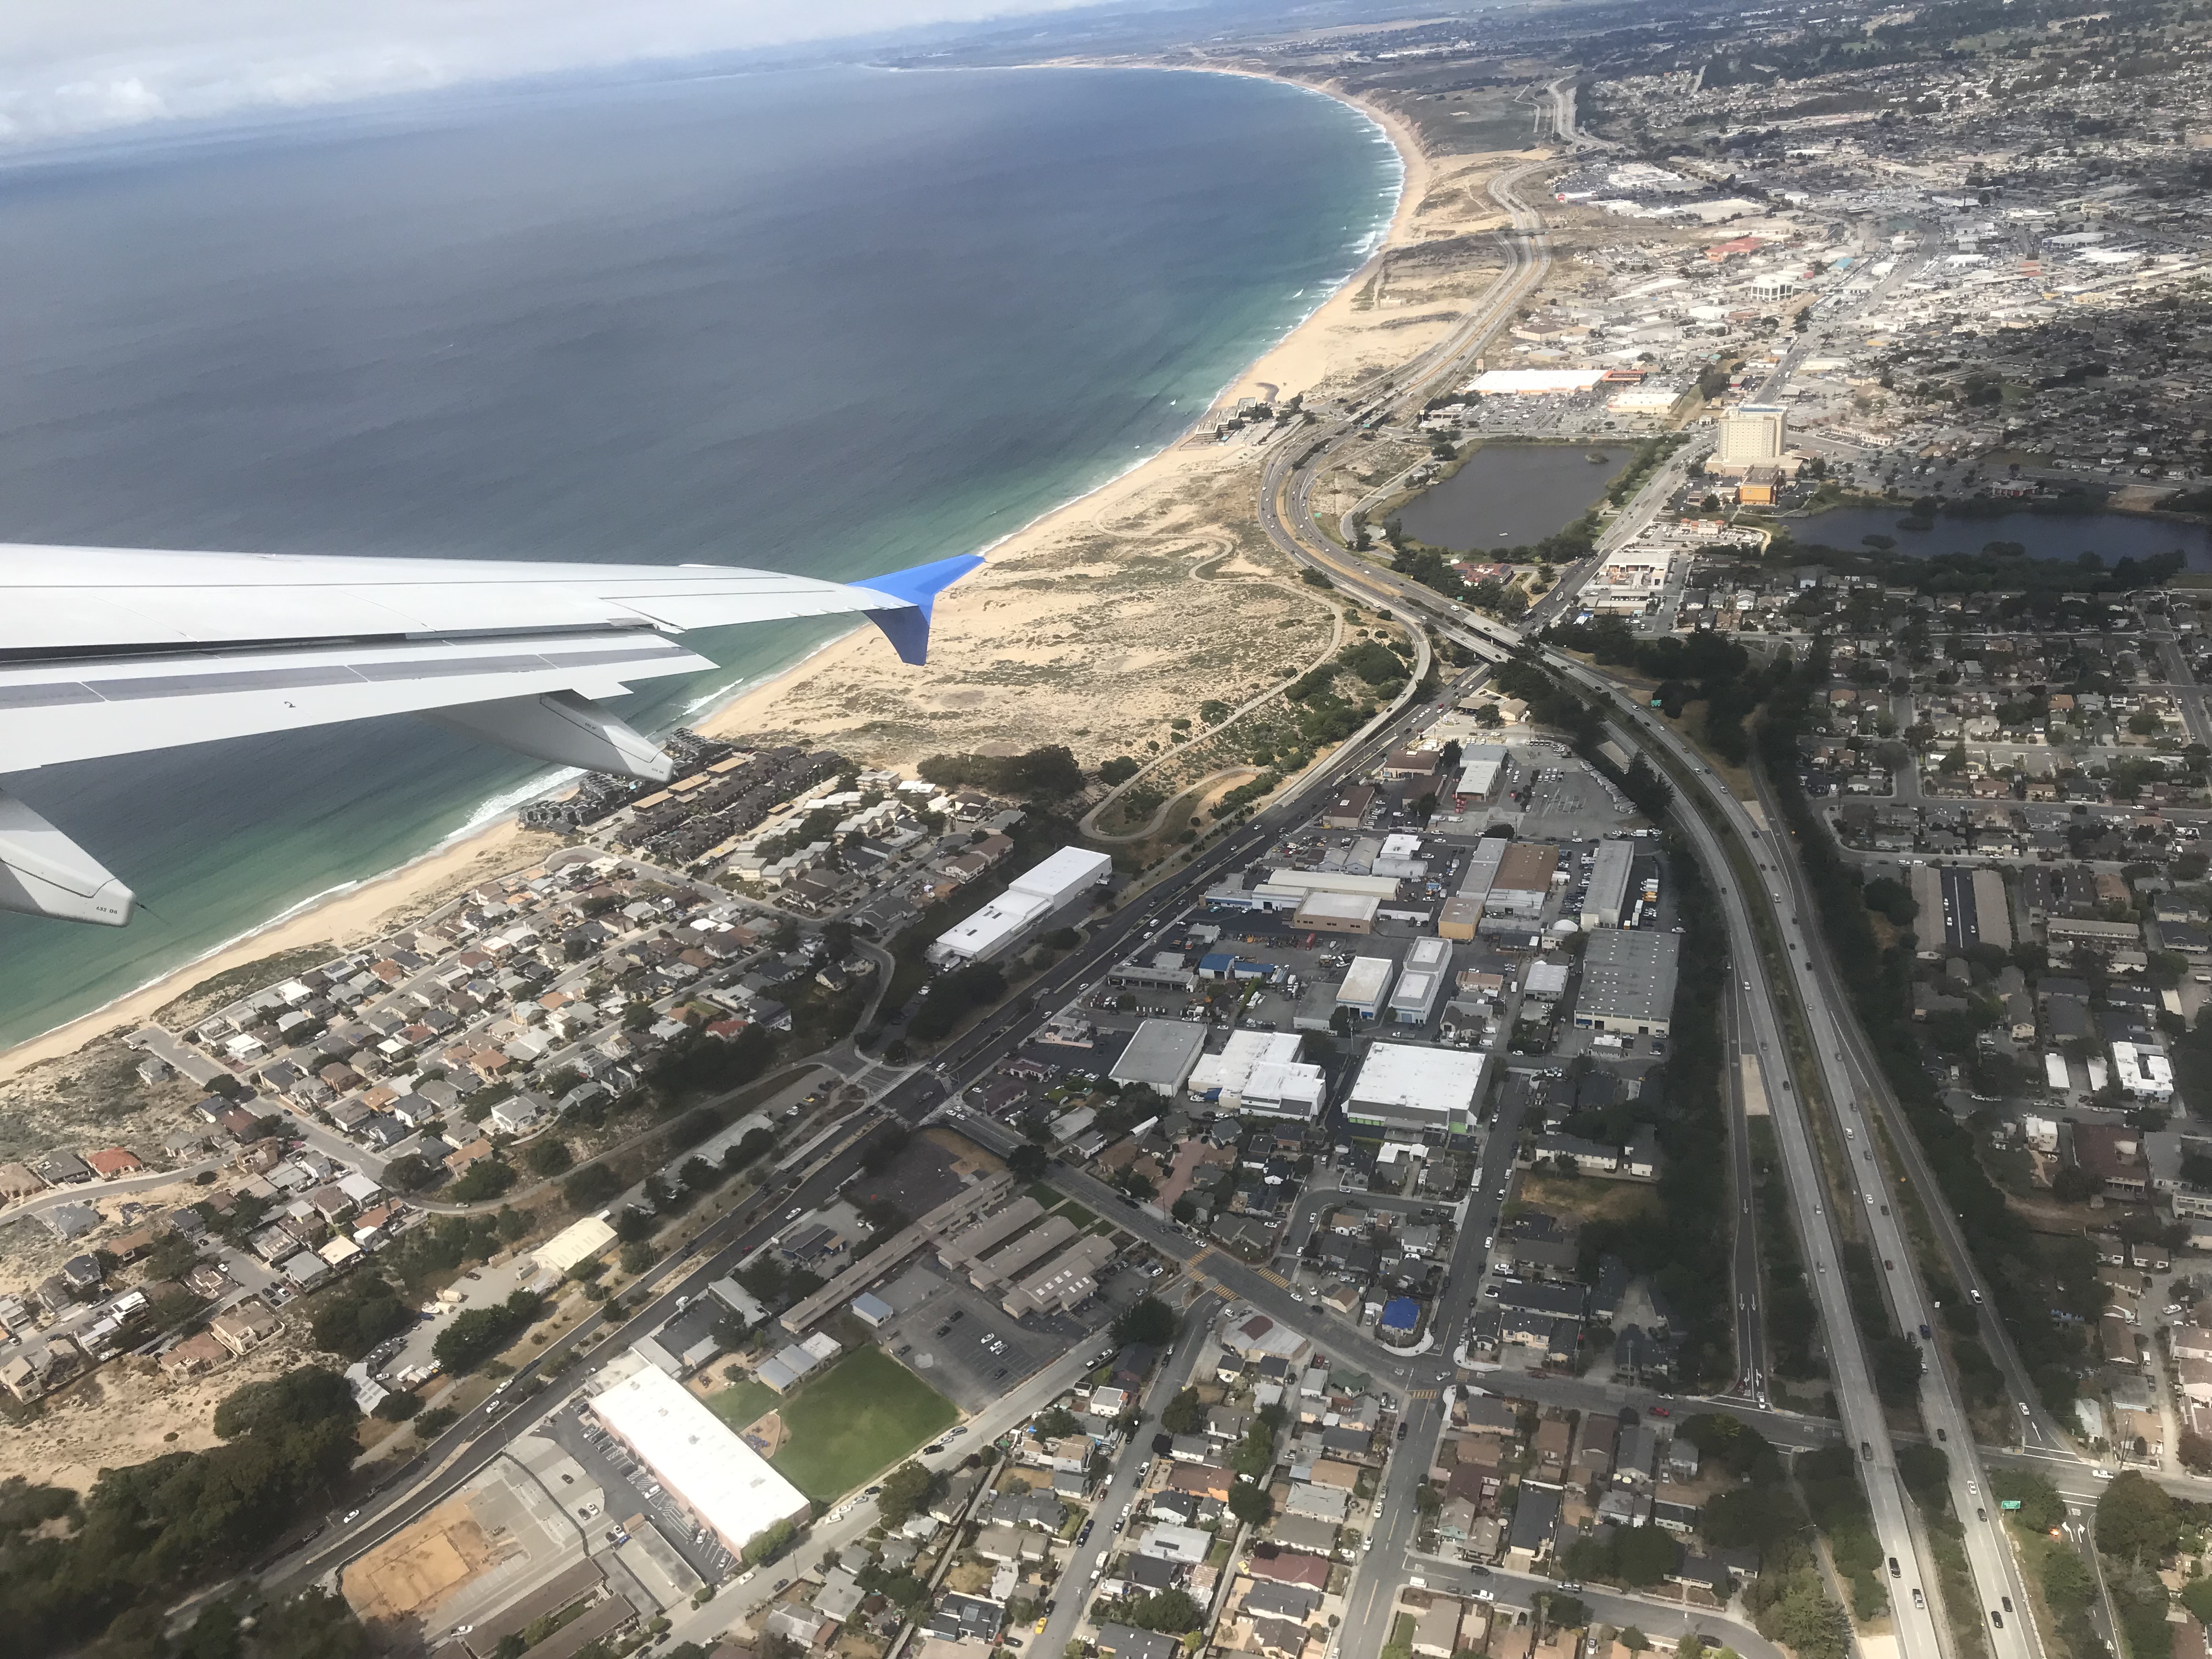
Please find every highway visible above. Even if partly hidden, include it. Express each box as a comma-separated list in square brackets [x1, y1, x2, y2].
[1568, 679, 2046, 1659]
[1233, 129, 2051, 1659]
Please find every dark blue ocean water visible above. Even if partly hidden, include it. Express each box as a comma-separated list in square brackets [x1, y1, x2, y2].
[0, 64, 1397, 1046]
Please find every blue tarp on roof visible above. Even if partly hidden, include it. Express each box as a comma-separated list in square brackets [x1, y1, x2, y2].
[1379, 1297, 1421, 1334]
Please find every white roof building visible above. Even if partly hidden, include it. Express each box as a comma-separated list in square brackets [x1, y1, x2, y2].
[1337, 957, 1396, 1020]
[1344, 1044, 1489, 1137]
[533, 1215, 618, 1280]
[591, 1355, 811, 1553]
[2113, 1042, 2174, 1102]
[927, 847, 1113, 968]
[1189, 1031, 1327, 1120]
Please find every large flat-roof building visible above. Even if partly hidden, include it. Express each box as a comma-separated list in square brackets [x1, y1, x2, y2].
[1485, 844, 1558, 921]
[1344, 1044, 1489, 1139]
[1109, 1020, 1209, 1096]
[927, 847, 1113, 968]
[1572, 930, 1681, 1036]
[1580, 840, 1634, 930]
[1189, 1031, 1328, 1120]
[1714, 404, 1786, 470]
[1389, 937, 1454, 1026]
[589, 1354, 811, 1556]
[1336, 957, 1397, 1022]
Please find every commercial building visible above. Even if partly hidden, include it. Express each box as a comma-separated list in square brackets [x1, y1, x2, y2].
[1485, 843, 1558, 921]
[2113, 1041, 2175, 1103]
[1464, 369, 1608, 396]
[1336, 957, 1396, 1022]
[1714, 404, 1786, 469]
[1572, 930, 1681, 1036]
[1293, 891, 1380, 935]
[531, 1215, 617, 1280]
[589, 1355, 811, 1556]
[1189, 1031, 1327, 1120]
[927, 847, 1113, 968]
[1344, 1043, 1489, 1138]
[1110, 1020, 1209, 1095]
[1389, 937, 1453, 1026]
[1580, 840, 1634, 929]
[1455, 745, 1510, 805]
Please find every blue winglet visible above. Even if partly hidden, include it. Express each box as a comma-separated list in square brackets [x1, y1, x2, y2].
[851, 553, 985, 665]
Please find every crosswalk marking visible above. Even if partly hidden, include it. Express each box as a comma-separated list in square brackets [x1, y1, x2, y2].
[1407, 1387, 1440, 1400]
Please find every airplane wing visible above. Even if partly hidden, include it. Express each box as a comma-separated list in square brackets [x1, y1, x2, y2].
[0, 543, 982, 926]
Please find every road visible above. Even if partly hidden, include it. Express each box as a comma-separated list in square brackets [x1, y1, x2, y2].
[1515, 671, 2045, 1659]
[1030, 1294, 1220, 1659]
[1722, 985, 1767, 1398]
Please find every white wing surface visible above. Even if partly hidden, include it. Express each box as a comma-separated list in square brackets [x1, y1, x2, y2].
[0, 543, 982, 925]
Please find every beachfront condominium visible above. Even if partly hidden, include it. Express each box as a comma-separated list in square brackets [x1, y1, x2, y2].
[1715, 404, 1786, 470]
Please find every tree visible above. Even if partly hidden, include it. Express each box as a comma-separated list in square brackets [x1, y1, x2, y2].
[619, 1241, 655, 1275]
[373, 1391, 421, 1423]
[382, 1153, 439, 1193]
[415, 1404, 458, 1436]
[877, 1461, 939, 1529]
[2097, 1469, 2180, 1562]
[1617, 1527, 1680, 1587]
[525, 1137, 574, 1177]
[1170, 1195, 1197, 1224]
[1871, 1335, 1924, 1406]
[433, 1290, 540, 1375]
[1227, 1483, 1273, 1527]
[448, 1160, 516, 1203]
[1618, 1630, 1650, 1652]
[1113, 1296, 1178, 1350]
[1006, 1142, 1048, 1181]
[2180, 1430, 2212, 1475]
[723, 1127, 776, 1172]
[213, 1367, 359, 1440]
[1160, 1389, 1204, 1435]
[307, 1274, 411, 1360]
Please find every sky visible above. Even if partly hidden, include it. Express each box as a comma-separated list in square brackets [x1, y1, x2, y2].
[0, 0, 1114, 142]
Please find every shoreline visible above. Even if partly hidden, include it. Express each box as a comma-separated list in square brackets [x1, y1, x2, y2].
[0, 63, 1436, 1085]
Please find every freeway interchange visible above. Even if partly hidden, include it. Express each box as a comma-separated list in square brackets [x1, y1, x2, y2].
[260, 109, 2146, 1659]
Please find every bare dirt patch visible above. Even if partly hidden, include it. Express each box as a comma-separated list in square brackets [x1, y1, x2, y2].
[343, 1496, 506, 1623]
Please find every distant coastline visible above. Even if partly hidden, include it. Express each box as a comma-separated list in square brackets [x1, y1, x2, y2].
[0, 61, 1415, 1079]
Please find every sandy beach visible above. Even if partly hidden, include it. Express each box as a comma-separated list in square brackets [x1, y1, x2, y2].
[0, 67, 1540, 1084]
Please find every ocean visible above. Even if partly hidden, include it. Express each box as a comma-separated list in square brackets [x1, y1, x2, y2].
[0, 63, 1399, 1048]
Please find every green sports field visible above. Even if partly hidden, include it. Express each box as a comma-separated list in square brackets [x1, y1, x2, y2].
[710, 1346, 958, 1502]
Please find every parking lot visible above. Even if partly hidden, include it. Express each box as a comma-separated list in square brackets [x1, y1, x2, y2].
[873, 1263, 1111, 1412]
[1516, 769, 1633, 839]
[549, 1402, 739, 1587]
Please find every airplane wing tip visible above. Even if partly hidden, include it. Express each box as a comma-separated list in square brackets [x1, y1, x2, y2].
[850, 553, 987, 666]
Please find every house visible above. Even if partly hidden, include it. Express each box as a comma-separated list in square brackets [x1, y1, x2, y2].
[1412, 1602, 1465, 1659]
[159, 1333, 230, 1381]
[1506, 1486, 1561, 1567]
[1245, 1548, 1332, 1590]
[85, 1147, 144, 1180]
[210, 1299, 281, 1356]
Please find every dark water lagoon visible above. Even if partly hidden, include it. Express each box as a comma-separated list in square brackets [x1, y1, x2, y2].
[1395, 442, 1628, 552]
[1784, 505, 2212, 571]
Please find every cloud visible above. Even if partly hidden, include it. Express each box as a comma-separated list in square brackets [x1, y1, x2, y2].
[0, 0, 1098, 142]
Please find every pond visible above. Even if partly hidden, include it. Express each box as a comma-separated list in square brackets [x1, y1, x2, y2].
[1395, 442, 1629, 552]
[1785, 505, 2212, 572]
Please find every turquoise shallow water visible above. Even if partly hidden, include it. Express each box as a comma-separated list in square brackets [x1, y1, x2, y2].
[0, 64, 1398, 1047]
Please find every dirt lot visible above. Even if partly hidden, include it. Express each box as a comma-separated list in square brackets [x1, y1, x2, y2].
[0, 1330, 311, 1492]
[344, 1496, 506, 1623]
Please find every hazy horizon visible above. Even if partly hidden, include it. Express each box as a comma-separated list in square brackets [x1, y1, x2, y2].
[0, 0, 1156, 143]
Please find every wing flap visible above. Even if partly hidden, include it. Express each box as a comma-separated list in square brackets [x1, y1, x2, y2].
[0, 630, 714, 772]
